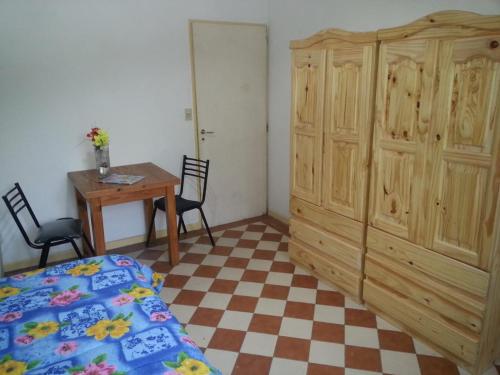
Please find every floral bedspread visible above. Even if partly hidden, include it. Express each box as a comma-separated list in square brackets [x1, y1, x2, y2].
[0, 255, 221, 375]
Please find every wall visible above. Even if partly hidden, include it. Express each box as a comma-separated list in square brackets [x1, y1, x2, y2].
[267, 0, 500, 221]
[0, 0, 268, 271]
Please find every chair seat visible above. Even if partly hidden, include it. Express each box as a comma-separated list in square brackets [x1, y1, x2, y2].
[154, 196, 201, 213]
[34, 218, 83, 244]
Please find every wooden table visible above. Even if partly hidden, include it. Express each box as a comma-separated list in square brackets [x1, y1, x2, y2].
[68, 162, 181, 265]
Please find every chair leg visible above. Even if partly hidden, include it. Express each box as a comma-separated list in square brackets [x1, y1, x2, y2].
[39, 245, 50, 269]
[180, 215, 188, 234]
[82, 233, 96, 256]
[146, 206, 157, 247]
[177, 215, 182, 237]
[199, 208, 215, 246]
[70, 239, 84, 259]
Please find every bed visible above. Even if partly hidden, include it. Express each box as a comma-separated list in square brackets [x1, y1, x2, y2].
[0, 255, 221, 375]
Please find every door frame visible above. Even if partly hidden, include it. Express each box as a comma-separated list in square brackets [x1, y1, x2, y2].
[188, 19, 269, 218]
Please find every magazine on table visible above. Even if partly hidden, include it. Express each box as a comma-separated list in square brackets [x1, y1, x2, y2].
[99, 174, 144, 185]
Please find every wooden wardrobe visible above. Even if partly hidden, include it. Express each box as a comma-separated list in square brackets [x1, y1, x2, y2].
[288, 29, 377, 300]
[288, 11, 500, 374]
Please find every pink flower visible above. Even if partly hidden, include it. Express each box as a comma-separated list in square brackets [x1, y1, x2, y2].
[0, 311, 22, 322]
[50, 290, 82, 306]
[42, 276, 60, 285]
[11, 274, 26, 280]
[136, 274, 147, 282]
[15, 335, 34, 345]
[150, 311, 172, 322]
[55, 341, 78, 355]
[111, 294, 134, 306]
[116, 259, 133, 266]
[181, 336, 198, 348]
[76, 362, 116, 375]
[163, 371, 181, 375]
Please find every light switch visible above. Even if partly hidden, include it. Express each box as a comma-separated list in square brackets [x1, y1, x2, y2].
[184, 108, 192, 121]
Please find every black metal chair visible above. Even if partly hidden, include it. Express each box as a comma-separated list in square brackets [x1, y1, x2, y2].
[146, 155, 215, 247]
[2, 183, 95, 268]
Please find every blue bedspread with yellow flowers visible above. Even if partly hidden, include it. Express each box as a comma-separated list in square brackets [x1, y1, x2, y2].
[0, 255, 221, 375]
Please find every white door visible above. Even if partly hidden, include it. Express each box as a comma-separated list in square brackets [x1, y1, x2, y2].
[190, 21, 267, 226]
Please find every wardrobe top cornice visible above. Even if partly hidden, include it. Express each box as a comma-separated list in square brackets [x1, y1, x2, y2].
[290, 11, 500, 49]
[377, 10, 500, 41]
[289, 28, 376, 49]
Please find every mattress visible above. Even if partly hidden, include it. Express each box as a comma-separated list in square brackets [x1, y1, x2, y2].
[0, 255, 221, 375]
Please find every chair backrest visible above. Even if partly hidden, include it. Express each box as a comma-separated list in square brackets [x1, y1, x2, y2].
[2, 183, 40, 248]
[179, 155, 210, 204]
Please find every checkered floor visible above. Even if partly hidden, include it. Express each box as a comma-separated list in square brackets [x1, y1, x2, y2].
[112, 217, 500, 375]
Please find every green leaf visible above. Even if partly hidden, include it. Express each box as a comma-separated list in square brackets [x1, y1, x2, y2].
[92, 354, 107, 365]
[50, 292, 59, 297]
[134, 298, 142, 304]
[179, 326, 187, 335]
[178, 352, 188, 363]
[20, 288, 30, 292]
[119, 289, 130, 294]
[69, 285, 79, 291]
[80, 294, 92, 299]
[163, 360, 179, 369]
[60, 321, 70, 327]
[24, 322, 38, 329]
[112, 313, 124, 321]
[125, 312, 133, 321]
[0, 355, 12, 364]
[27, 360, 41, 370]
[68, 365, 85, 374]
[131, 283, 140, 289]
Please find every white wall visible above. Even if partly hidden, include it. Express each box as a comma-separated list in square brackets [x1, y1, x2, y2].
[267, 0, 500, 220]
[0, 0, 268, 270]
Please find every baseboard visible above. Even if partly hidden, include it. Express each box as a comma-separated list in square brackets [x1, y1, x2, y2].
[4, 249, 76, 273]
[3, 224, 201, 273]
[105, 224, 200, 249]
[267, 210, 290, 226]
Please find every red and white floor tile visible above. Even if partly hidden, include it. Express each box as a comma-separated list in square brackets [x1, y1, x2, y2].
[115, 218, 500, 375]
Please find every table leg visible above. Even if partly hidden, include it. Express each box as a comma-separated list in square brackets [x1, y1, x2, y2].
[143, 198, 156, 243]
[90, 199, 106, 256]
[165, 186, 179, 265]
[75, 190, 92, 256]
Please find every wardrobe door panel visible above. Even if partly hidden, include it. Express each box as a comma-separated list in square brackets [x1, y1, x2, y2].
[322, 44, 376, 221]
[425, 36, 500, 269]
[369, 40, 438, 243]
[290, 50, 326, 205]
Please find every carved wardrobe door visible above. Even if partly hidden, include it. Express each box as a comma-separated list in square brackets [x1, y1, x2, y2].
[290, 49, 326, 205]
[424, 35, 500, 269]
[322, 42, 377, 221]
[369, 38, 439, 243]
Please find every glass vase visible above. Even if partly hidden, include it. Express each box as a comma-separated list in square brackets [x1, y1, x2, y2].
[94, 145, 110, 178]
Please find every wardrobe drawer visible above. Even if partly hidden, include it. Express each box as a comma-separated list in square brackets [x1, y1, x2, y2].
[290, 218, 362, 270]
[365, 251, 485, 333]
[290, 197, 364, 244]
[364, 280, 480, 365]
[366, 226, 489, 298]
[289, 239, 361, 298]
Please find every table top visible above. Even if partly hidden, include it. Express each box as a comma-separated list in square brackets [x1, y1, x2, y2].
[68, 162, 180, 199]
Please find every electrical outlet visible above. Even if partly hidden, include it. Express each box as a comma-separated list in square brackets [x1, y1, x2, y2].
[184, 108, 192, 121]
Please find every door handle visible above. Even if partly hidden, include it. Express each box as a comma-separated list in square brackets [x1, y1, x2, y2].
[200, 129, 215, 135]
